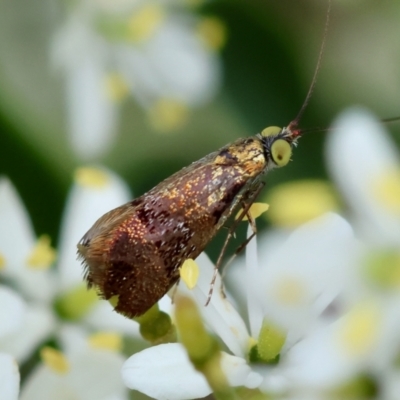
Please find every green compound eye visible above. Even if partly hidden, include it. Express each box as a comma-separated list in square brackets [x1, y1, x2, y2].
[271, 139, 292, 167]
[261, 126, 281, 137]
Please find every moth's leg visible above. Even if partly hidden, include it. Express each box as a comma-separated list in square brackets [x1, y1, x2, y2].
[219, 205, 258, 296]
[205, 181, 264, 306]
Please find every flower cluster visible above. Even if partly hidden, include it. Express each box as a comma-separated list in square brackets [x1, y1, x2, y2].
[1, 108, 400, 399]
[121, 108, 400, 399]
[52, 0, 225, 159]
[0, 167, 136, 400]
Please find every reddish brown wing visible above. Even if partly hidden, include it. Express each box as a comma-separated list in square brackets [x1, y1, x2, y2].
[78, 137, 266, 318]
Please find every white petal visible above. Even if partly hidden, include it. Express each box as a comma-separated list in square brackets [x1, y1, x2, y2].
[177, 252, 250, 358]
[220, 352, 262, 389]
[116, 21, 220, 106]
[0, 286, 25, 339]
[0, 353, 20, 400]
[69, 350, 127, 399]
[122, 343, 211, 400]
[0, 179, 55, 301]
[65, 56, 118, 159]
[327, 108, 400, 245]
[52, 13, 118, 160]
[1, 305, 55, 363]
[245, 225, 263, 338]
[13, 268, 56, 303]
[58, 325, 89, 357]
[227, 229, 289, 313]
[57, 167, 130, 291]
[0, 178, 35, 273]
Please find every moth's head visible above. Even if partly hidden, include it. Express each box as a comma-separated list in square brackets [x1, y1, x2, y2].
[258, 123, 301, 168]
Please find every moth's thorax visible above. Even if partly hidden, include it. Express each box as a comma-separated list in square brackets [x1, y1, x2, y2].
[215, 136, 267, 178]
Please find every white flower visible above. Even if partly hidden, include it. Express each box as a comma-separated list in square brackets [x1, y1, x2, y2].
[326, 107, 400, 246]
[0, 352, 20, 400]
[52, 0, 223, 159]
[20, 325, 127, 400]
[122, 213, 356, 399]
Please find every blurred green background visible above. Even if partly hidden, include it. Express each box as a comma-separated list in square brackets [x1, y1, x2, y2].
[1, 0, 400, 247]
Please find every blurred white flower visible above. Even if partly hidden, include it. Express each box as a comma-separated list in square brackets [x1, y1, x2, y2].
[122, 213, 357, 399]
[0, 352, 20, 400]
[20, 325, 127, 400]
[52, 0, 224, 159]
[326, 107, 400, 246]
[0, 167, 142, 396]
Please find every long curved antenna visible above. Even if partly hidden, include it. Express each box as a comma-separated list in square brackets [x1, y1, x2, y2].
[289, 0, 331, 131]
[381, 116, 400, 124]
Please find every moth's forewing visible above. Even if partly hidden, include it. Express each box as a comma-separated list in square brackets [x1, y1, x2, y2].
[78, 136, 267, 317]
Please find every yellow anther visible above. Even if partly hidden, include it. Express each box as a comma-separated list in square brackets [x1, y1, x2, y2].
[128, 4, 164, 42]
[0, 253, 5, 270]
[88, 332, 122, 352]
[148, 98, 189, 133]
[74, 167, 109, 188]
[336, 301, 380, 356]
[26, 235, 56, 269]
[371, 168, 400, 215]
[197, 17, 227, 51]
[180, 259, 199, 289]
[41, 347, 70, 374]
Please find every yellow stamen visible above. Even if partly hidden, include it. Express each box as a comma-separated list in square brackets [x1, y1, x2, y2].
[371, 168, 400, 215]
[128, 4, 164, 42]
[88, 332, 122, 352]
[148, 98, 189, 133]
[272, 276, 306, 306]
[104, 72, 130, 102]
[267, 180, 339, 227]
[336, 301, 380, 357]
[74, 167, 109, 188]
[26, 235, 56, 269]
[180, 259, 199, 289]
[235, 202, 269, 221]
[197, 17, 227, 51]
[40, 347, 70, 374]
[0, 253, 5, 270]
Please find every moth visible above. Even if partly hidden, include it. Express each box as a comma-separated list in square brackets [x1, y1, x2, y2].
[77, 2, 331, 319]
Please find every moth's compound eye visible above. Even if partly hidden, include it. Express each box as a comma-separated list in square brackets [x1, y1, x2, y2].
[261, 126, 281, 137]
[271, 139, 292, 167]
